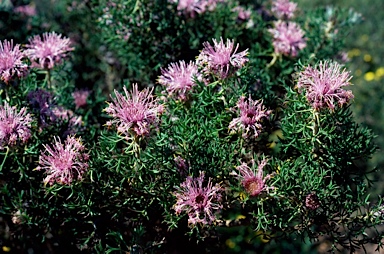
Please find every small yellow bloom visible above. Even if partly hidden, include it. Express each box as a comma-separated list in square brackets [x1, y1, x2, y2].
[226, 239, 236, 249]
[375, 67, 384, 78]
[364, 72, 375, 82]
[363, 54, 372, 62]
[348, 48, 361, 58]
[2, 246, 11, 252]
[360, 34, 369, 42]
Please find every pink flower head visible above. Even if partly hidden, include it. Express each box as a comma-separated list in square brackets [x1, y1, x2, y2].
[271, 0, 297, 20]
[232, 6, 252, 21]
[196, 37, 249, 79]
[14, 4, 37, 17]
[235, 159, 273, 197]
[297, 61, 354, 110]
[305, 192, 320, 210]
[229, 95, 271, 138]
[0, 102, 32, 149]
[173, 171, 222, 225]
[72, 89, 90, 109]
[25, 32, 74, 69]
[105, 84, 163, 138]
[268, 21, 306, 57]
[0, 40, 28, 84]
[170, 0, 220, 18]
[51, 106, 83, 136]
[158, 60, 201, 101]
[37, 135, 89, 185]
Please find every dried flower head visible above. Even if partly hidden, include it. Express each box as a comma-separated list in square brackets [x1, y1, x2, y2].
[0, 40, 28, 84]
[305, 193, 320, 210]
[297, 61, 354, 110]
[25, 32, 74, 69]
[0, 102, 32, 149]
[72, 89, 90, 109]
[51, 106, 83, 136]
[271, 0, 297, 20]
[196, 37, 249, 79]
[105, 84, 163, 138]
[173, 172, 222, 225]
[268, 21, 306, 57]
[229, 95, 271, 138]
[158, 60, 201, 101]
[37, 136, 89, 185]
[235, 159, 273, 197]
[174, 156, 189, 177]
[27, 89, 55, 127]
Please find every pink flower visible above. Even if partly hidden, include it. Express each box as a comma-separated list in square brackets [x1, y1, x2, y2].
[51, 106, 83, 136]
[174, 156, 189, 177]
[173, 172, 222, 225]
[197, 37, 249, 79]
[25, 32, 74, 69]
[158, 60, 201, 101]
[14, 4, 37, 17]
[235, 159, 273, 197]
[37, 136, 89, 185]
[271, 0, 297, 20]
[232, 6, 251, 21]
[27, 89, 55, 127]
[297, 61, 354, 110]
[0, 40, 28, 84]
[72, 89, 90, 109]
[229, 96, 271, 138]
[0, 102, 32, 149]
[170, 0, 220, 18]
[268, 21, 306, 57]
[105, 84, 163, 138]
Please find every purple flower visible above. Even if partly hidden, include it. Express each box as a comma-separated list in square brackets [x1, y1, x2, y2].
[51, 106, 83, 136]
[27, 89, 55, 127]
[173, 172, 222, 225]
[196, 37, 249, 79]
[174, 156, 189, 177]
[0, 102, 32, 149]
[0, 40, 28, 84]
[37, 135, 89, 185]
[229, 96, 271, 138]
[158, 60, 201, 101]
[25, 32, 74, 69]
[268, 21, 306, 57]
[170, 0, 220, 18]
[14, 4, 37, 17]
[232, 6, 252, 21]
[72, 89, 90, 109]
[105, 84, 164, 138]
[297, 61, 354, 110]
[235, 159, 273, 197]
[271, 0, 297, 20]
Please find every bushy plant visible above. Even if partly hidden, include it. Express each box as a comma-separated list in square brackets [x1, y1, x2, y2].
[0, 0, 383, 253]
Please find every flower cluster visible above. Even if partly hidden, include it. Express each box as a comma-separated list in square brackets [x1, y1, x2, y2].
[305, 192, 320, 210]
[105, 84, 164, 138]
[173, 172, 222, 225]
[25, 32, 74, 69]
[271, 0, 297, 20]
[297, 61, 354, 110]
[170, 0, 221, 18]
[158, 60, 201, 101]
[235, 159, 273, 197]
[0, 102, 32, 149]
[229, 95, 271, 138]
[197, 37, 249, 79]
[0, 40, 28, 84]
[72, 89, 90, 109]
[268, 21, 306, 57]
[37, 136, 89, 185]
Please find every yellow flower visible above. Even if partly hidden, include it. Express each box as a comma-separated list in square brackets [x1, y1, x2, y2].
[375, 67, 384, 78]
[2, 246, 11, 252]
[364, 72, 375, 82]
[363, 54, 372, 62]
[348, 48, 360, 58]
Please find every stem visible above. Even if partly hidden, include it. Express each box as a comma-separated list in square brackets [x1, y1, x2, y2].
[0, 146, 9, 172]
